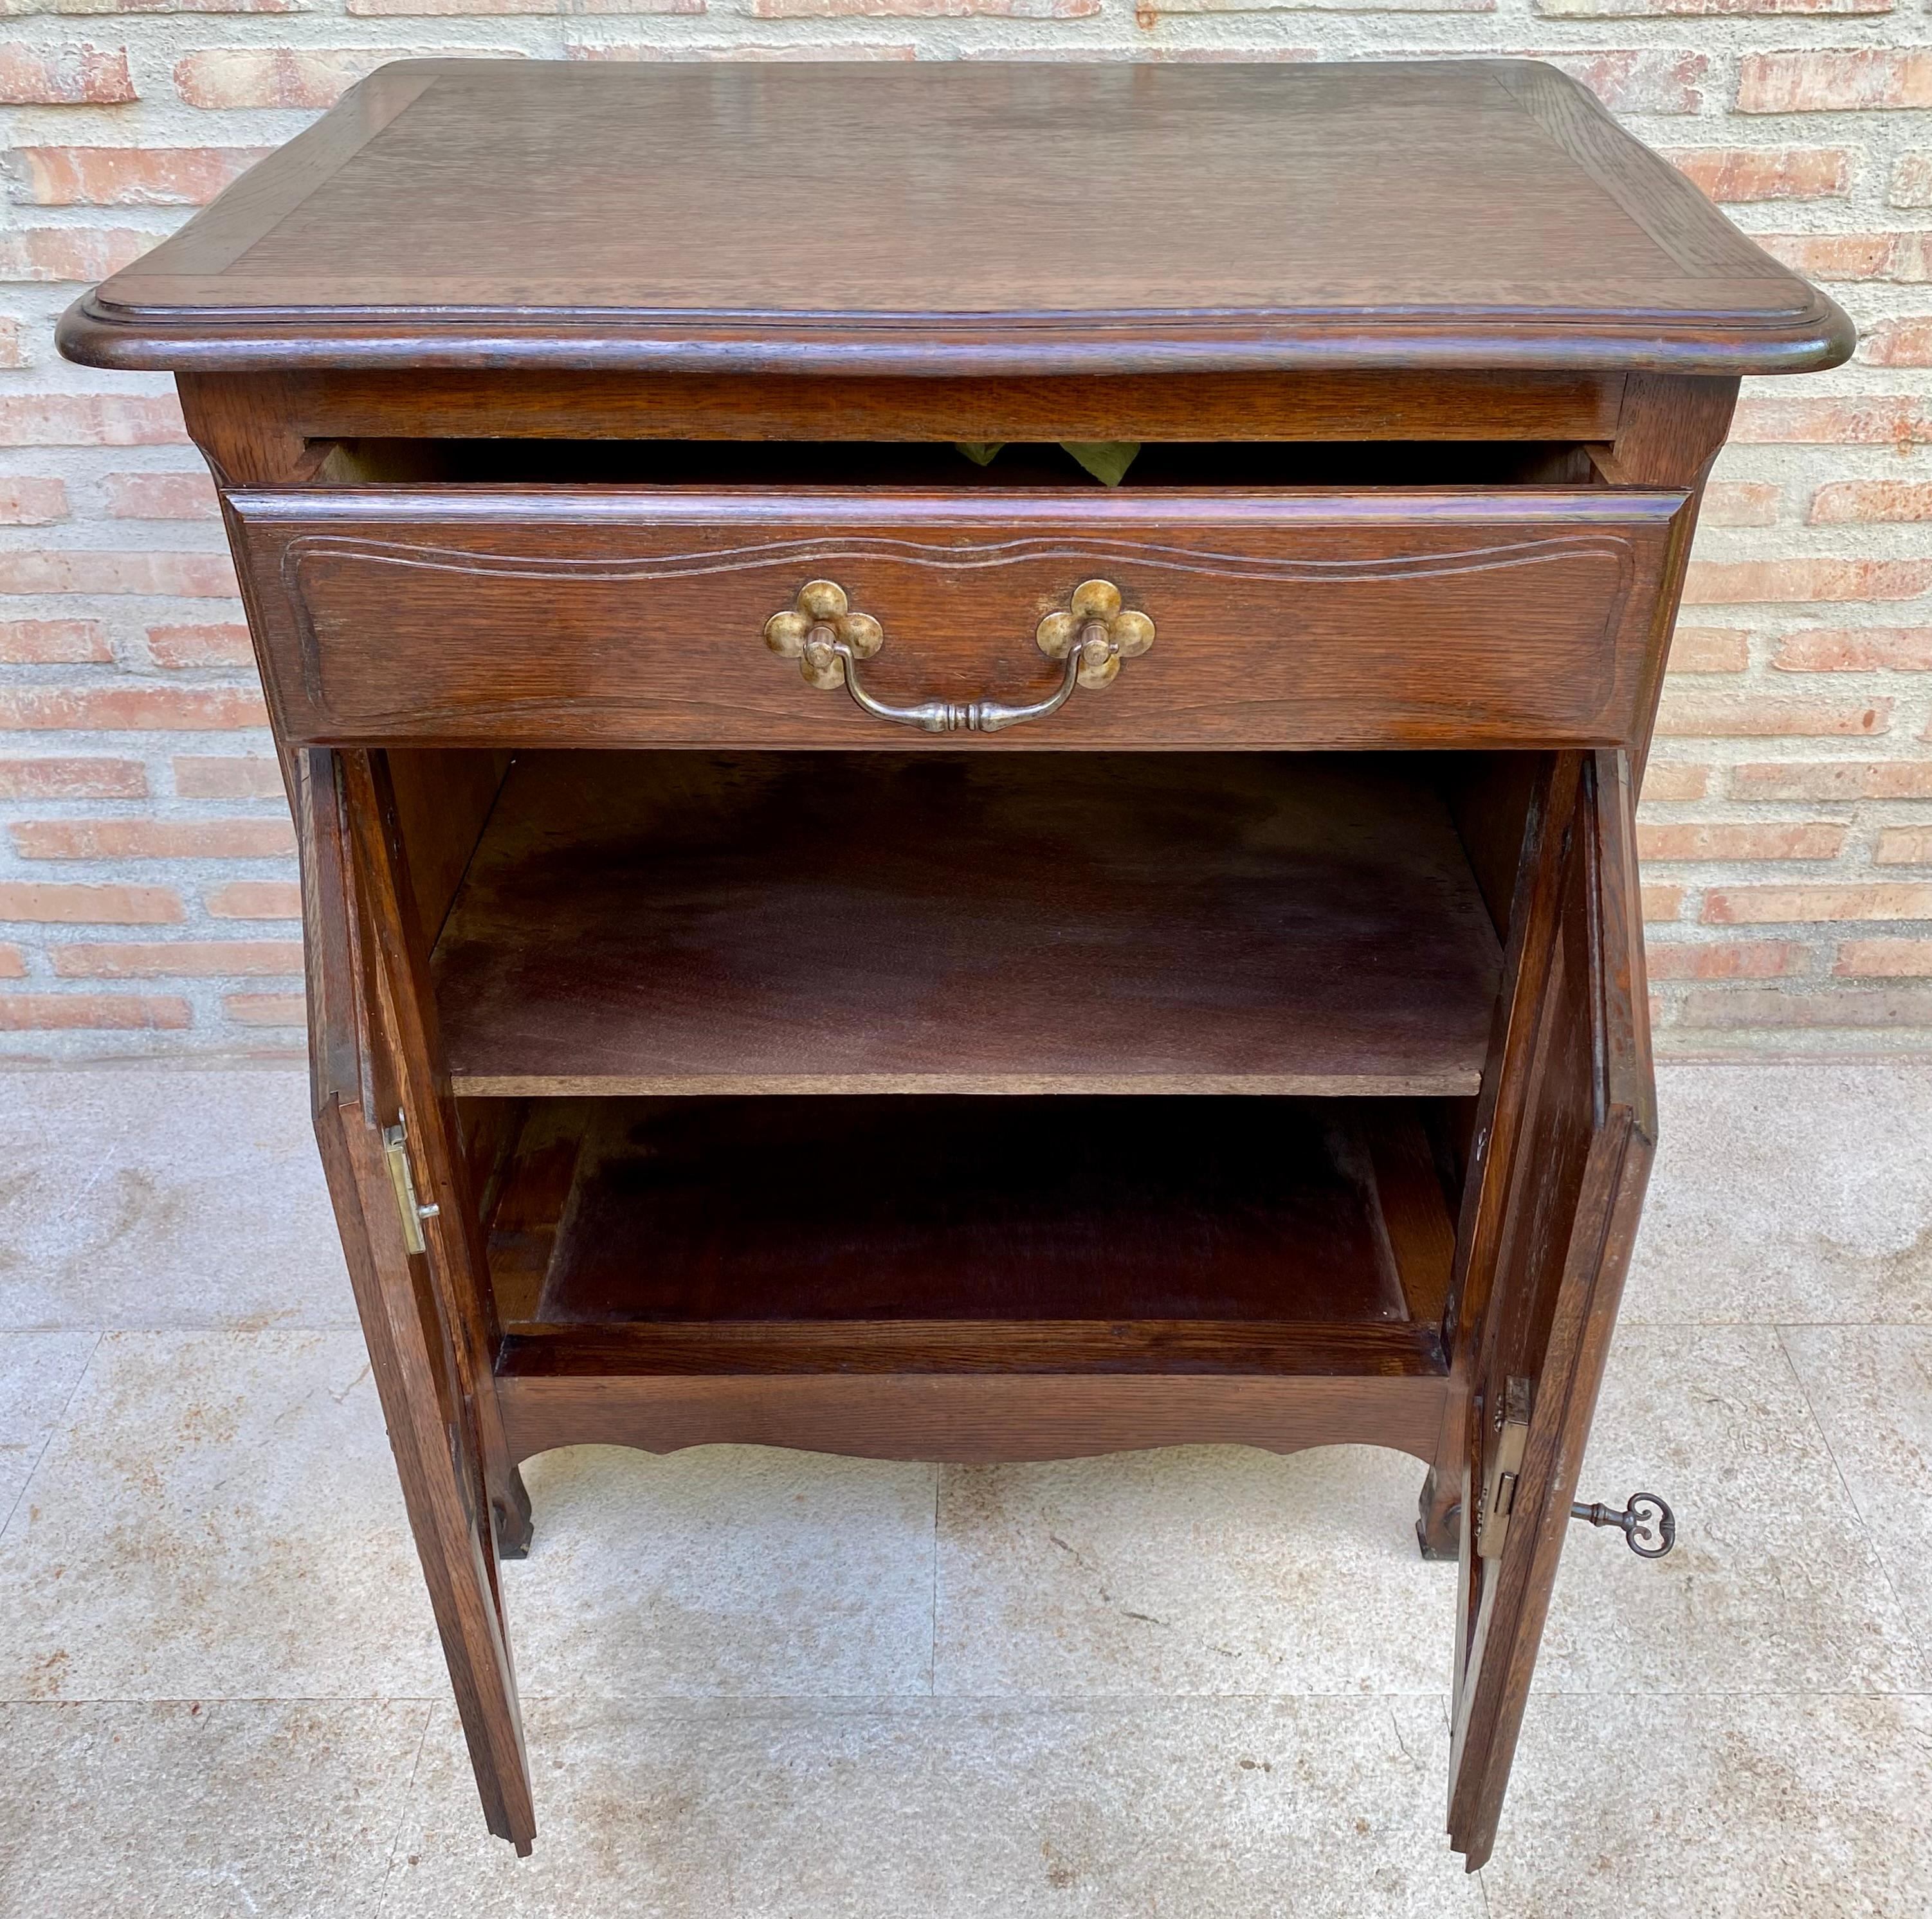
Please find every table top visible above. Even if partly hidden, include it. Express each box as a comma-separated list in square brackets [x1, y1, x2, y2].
[59, 58, 1852, 377]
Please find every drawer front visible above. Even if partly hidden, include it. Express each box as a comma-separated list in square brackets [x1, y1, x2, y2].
[224, 487, 1689, 749]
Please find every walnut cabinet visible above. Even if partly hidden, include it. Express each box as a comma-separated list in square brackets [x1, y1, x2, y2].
[61, 57, 1852, 1868]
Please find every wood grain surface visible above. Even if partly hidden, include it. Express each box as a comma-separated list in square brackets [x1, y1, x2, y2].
[428, 751, 1506, 1097]
[59, 60, 1852, 375]
[223, 484, 1686, 750]
[490, 1095, 1451, 1333]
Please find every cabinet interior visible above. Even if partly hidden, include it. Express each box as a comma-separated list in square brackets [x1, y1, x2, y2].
[378, 744, 1549, 1380]
[315, 437, 1607, 490]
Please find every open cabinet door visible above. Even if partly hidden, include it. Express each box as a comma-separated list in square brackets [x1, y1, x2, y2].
[295, 745, 536, 1851]
[1446, 748, 1655, 1869]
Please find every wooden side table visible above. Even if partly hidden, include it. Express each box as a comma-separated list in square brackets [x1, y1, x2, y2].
[61, 57, 1851, 1868]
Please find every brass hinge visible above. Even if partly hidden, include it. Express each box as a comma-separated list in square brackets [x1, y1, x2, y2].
[1475, 1374, 1533, 1561]
[381, 1114, 440, 1255]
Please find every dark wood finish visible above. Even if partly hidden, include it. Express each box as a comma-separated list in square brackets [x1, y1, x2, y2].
[223, 485, 1687, 750]
[295, 749, 535, 1852]
[430, 752, 1504, 1098]
[496, 1369, 1449, 1468]
[1446, 750, 1654, 1871]
[182, 368, 1628, 455]
[59, 59, 1848, 1866]
[486, 1095, 1453, 1334]
[61, 61, 1850, 375]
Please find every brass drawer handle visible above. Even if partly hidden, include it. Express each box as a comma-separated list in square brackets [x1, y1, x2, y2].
[762, 579, 1154, 735]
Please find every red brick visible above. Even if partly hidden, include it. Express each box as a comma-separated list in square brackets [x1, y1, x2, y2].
[1654, 695, 1891, 736]
[8, 145, 272, 207]
[1683, 558, 1932, 604]
[1894, 152, 1932, 207]
[1760, 232, 1932, 282]
[751, 0, 1094, 12]
[1643, 883, 1685, 922]
[1670, 626, 1751, 671]
[347, 0, 700, 8]
[565, 40, 918, 57]
[1809, 481, 1932, 523]
[1702, 883, 1932, 923]
[0, 228, 150, 284]
[104, 473, 219, 520]
[0, 396, 188, 448]
[1660, 145, 1854, 203]
[1639, 762, 1710, 799]
[1875, 826, 1932, 864]
[1837, 937, 1932, 976]
[0, 686, 268, 731]
[0, 882, 183, 924]
[1644, 941, 1808, 981]
[0, 994, 190, 1032]
[0, 758, 146, 799]
[11, 818, 295, 860]
[224, 992, 306, 1026]
[1697, 483, 1780, 527]
[205, 880, 300, 919]
[0, 947, 21, 980]
[0, 619, 108, 664]
[1543, 0, 1883, 10]
[1738, 49, 1932, 114]
[1730, 761, 1932, 799]
[174, 48, 520, 109]
[0, 552, 237, 596]
[0, 319, 25, 369]
[172, 756, 282, 799]
[1774, 626, 1932, 669]
[0, 44, 137, 106]
[0, 479, 68, 526]
[1637, 822, 1846, 860]
[1862, 318, 1932, 366]
[1732, 396, 1932, 444]
[347, 0, 697, 8]
[145, 623, 252, 668]
[53, 940, 304, 979]
[1522, 51, 1708, 115]
[1679, 985, 1932, 1029]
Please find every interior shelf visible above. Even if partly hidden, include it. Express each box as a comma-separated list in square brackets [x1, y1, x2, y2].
[487, 1095, 1456, 1378]
[432, 751, 1504, 1098]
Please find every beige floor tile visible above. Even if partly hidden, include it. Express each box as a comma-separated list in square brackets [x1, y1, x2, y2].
[0, 1330, 444, 1700]
[934, 1443, 1454, 1696]
[1481, 1693, 1932, 1919]
[1538, 1324, 1929, 1693]
[1625, 1061, 1932, 1325]
[0, 1068, 352, 1331]
[0, 1699, 428, 1919]
[508, 1444, 938, 1696]
[381, 1695, 1479, 1919]
[1781, 1325, 1932, 1659]
[0, 1330, 96, 1522]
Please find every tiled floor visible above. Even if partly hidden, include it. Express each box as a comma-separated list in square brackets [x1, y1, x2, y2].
[1, 1061, 1929, 1917]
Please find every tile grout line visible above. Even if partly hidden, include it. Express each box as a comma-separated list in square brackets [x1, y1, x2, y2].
[1773, 1322, 1931, 1673]
[0, 1326, 104, 1546]
[928, 1464, 940, 1699]
[371, 1700, 437, 1919]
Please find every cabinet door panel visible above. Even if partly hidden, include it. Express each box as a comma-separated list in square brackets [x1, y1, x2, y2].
[304, 746, 536, 1851]
[1446, 747, 1654, 1868]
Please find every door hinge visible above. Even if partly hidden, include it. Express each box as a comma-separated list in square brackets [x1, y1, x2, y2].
[1475, 1374, 1533, 1561]
[381, 1114, 440, 1255]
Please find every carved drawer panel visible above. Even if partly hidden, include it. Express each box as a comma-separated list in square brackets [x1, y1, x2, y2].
[223, 486, 1690, 749]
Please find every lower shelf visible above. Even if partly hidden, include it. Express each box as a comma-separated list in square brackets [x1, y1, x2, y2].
[486, 1094, 1455, 1380]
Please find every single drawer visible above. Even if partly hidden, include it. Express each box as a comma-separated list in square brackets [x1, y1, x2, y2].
[224, 486, 1690, 749]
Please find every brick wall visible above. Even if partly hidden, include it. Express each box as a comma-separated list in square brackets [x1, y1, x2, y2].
[2, 5, 1929, 1059]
